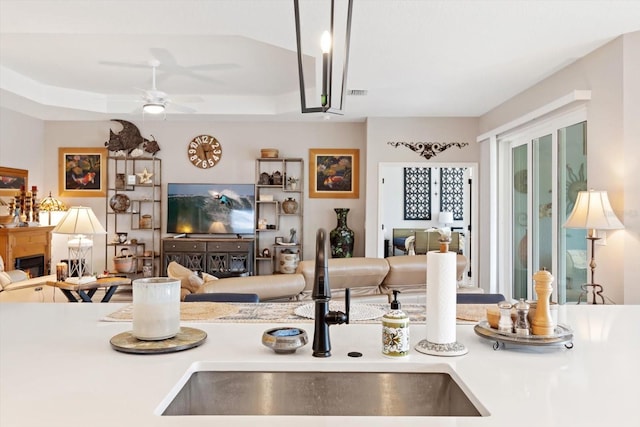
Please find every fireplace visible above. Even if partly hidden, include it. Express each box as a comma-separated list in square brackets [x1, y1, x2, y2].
[15, 255, 45, 278]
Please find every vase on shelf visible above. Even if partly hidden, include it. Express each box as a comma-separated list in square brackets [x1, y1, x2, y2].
[282, 197, 298, 214]
[330, 208, 354, 258]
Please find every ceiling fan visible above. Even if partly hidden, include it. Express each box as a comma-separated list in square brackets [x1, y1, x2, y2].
[139, 60, 195, 115]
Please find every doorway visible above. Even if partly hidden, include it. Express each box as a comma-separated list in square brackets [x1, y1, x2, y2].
[378, 162, 478, 287]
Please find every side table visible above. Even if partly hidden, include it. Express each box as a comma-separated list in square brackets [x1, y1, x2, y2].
[46, 277, 131, 303]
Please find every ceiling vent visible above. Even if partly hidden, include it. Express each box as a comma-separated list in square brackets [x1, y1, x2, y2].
[347, 89, 368, 96]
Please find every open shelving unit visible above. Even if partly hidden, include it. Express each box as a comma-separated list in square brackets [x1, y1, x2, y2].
[254, 157, 303, 275]
[105, 156, 161, 278]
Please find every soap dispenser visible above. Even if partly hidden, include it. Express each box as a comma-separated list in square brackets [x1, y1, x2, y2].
[382, 290, 410, 357]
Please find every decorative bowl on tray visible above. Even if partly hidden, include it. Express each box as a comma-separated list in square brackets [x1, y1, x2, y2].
[109, 194, 130, 213]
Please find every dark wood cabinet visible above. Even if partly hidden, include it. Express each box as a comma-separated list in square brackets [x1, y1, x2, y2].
[162, 238, 253, 277]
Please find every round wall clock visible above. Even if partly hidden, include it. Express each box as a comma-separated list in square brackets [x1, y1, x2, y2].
[187, 135, 222, 169]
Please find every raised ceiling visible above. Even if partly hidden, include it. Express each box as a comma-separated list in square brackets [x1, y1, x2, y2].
[1, 0, 639, 122]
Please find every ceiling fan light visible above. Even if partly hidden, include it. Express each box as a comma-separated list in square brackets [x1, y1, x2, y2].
[143, 103, 165, 114]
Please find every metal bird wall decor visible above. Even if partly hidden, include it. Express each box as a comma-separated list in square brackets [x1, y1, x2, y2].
[104, 119, 161, 155]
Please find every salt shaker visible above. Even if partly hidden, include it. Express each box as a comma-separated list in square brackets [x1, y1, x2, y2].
[514, 298, 530, 336]
[497, 302, 514, 333]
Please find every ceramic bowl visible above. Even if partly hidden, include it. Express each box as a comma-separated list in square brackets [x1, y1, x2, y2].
[261, 327, 308, 354]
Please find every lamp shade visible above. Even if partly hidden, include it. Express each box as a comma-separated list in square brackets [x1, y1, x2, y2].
[439, 211, 454, 225]
[53, 206, 106, 235]
[564, 190, 624, 230]
[39, 192, 67, 212]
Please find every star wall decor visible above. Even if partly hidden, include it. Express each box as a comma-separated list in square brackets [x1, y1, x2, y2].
[136, 168, 154, 184]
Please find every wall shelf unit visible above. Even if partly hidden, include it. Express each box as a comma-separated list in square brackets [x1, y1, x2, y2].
[254, 157, 303, 275]
[105, 156, 161, 278]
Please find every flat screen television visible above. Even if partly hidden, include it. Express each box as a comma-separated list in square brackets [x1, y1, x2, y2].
[167, 183, 255, 236]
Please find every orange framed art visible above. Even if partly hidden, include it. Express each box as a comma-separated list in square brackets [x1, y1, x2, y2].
[0, 166, 28, 197]
[58, 147, 107, 197]
[308, 148, 359, 199]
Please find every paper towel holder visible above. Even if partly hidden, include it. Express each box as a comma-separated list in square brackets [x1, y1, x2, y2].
[414, 338, 468, 357]
[414, 250, 468, 357]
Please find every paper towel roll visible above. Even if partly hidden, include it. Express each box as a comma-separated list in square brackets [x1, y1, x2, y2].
[426, 251, 457, 344]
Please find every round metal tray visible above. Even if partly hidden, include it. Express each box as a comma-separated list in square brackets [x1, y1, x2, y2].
[474, 321, 574, 350]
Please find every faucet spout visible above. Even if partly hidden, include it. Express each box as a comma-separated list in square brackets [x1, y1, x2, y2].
[312, 229, 350, 358]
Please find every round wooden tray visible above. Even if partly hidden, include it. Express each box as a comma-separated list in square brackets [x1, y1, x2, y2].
[110, 327, 207, 354]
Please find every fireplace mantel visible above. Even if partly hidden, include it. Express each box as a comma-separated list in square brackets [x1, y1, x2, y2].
[0, 226, 54, 275]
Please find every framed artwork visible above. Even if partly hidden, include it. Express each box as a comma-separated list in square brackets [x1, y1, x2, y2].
[309, 148, 359, 199]
[0, 166, 28, 196]
[58, 147, 107, 197]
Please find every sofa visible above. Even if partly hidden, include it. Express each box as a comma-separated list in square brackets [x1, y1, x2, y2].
[0, 254, 66, 302]
[393, 228, 464, 255]
[194, 254, 480, 304]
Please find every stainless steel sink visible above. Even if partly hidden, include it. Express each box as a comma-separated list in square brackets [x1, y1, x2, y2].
[162, 370, 485, 417]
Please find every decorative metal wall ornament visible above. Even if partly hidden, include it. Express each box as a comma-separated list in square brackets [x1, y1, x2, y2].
[105, 119, 160, 155]
[403, 167, 431, 220]
[440, 168, 465, 221]
[387, 141, 469, 160]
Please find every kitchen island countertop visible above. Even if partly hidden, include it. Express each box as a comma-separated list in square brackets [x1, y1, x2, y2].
[1, 303, 637, 427]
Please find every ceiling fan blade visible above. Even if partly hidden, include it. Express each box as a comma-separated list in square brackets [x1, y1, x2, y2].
[168, 102, 197, 114]
[172, 95, 205, 103]
[187, 63, 239, 71]
[99, 60, 149, 69]
[149, 48, 179, 67]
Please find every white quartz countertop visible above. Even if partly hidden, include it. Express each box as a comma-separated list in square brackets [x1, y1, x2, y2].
[1, 303, 638, 427]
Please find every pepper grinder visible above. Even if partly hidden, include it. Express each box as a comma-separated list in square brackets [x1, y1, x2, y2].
[532, 268, 555, 335]
[514, 298, 530, 336]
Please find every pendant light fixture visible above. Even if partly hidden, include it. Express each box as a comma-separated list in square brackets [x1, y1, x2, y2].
[294, 0, 353, 115]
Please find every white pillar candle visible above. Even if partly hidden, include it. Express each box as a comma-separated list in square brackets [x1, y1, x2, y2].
[132, 278, 181, 341]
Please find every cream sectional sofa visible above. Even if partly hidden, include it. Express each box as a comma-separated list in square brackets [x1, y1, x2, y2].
[0, 272, 67, 302]
[196, 254, 480, 303]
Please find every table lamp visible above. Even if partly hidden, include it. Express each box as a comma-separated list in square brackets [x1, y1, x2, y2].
[38, 192, 67, 226]
[563, 190, 624, 304]
[53, 206, 106, 284]
[439, 211, 454, 227]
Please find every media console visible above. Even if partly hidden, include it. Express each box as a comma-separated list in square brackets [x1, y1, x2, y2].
[161, 237, 254, 278]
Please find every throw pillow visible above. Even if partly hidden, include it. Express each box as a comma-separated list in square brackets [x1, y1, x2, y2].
[186, 274, 204, 293]
[0, 271, 11, 289]
[201, 272, 219, 283]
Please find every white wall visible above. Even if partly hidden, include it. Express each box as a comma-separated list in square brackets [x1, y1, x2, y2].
[478, 32, 640, 303]
[622, 31, 640, 304]
[0, 108, 45, 187]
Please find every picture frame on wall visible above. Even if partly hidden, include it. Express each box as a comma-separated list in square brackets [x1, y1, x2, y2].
[0, 166, 28, 197]
[58, 147, 107, 197]
[309, 148, 359, 199]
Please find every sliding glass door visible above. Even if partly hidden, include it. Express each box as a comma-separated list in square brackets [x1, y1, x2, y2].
[501, 113, 587, 303]
[558, 122, 588, 303]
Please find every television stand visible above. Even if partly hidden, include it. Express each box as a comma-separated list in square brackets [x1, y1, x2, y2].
[162, 237, 254, 276]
